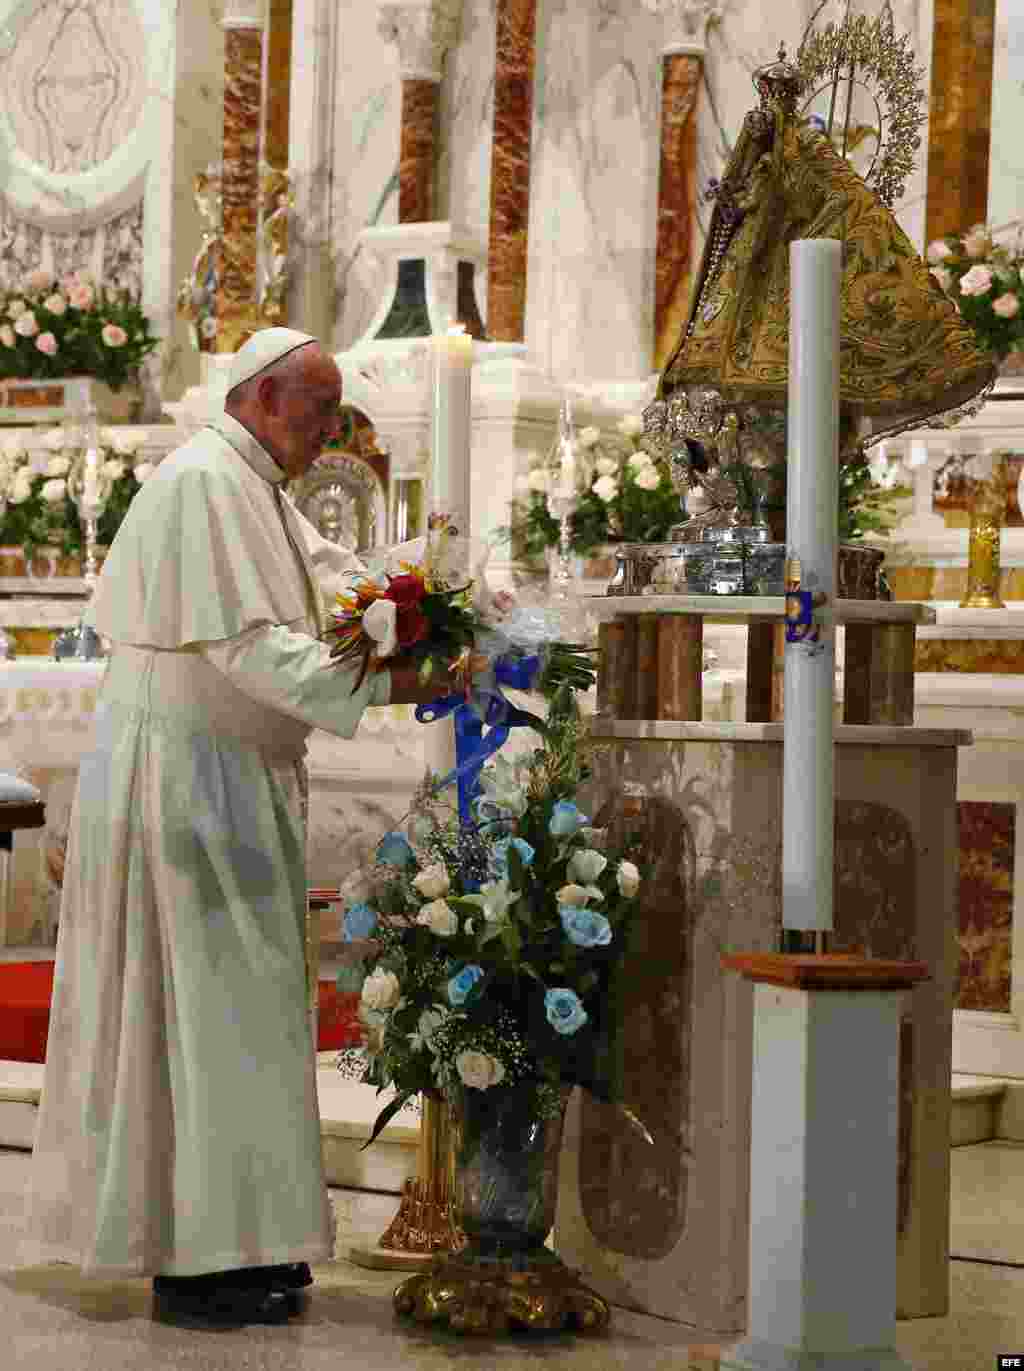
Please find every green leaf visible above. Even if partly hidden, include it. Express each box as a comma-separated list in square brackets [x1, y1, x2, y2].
[360, 1090, 416, 1150]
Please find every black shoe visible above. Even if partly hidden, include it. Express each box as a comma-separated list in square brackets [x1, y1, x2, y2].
[266, 1262, 313, 1290]
[152, 1273, 293, 1327]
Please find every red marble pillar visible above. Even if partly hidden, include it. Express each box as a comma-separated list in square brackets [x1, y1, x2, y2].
[215, 18, 265, 352]
[654, 51, 701, 371]
[400, 79, 440, 223]
[486, 0, 538, 343]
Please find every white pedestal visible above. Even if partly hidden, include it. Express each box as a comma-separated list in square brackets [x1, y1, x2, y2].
[721, 966, 920, 1371]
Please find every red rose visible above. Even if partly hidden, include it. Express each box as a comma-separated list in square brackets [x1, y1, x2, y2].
[387, 574, 425, 607]
[395, 604, 429, 648]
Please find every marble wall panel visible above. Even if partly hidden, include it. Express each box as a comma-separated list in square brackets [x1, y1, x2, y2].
[654, 52, 700, 372]
[925, 0, 996, 243]
[989, 0, 1024, 230]
[331, 6, 400, 349]
[436, 0, 496, 297]
[265, 0, 294, 171]
[216, 24, 264, 351]
[523, 0, 662, 381]
[957, 799, 1014, 1013]
[399, 80, 439, 223]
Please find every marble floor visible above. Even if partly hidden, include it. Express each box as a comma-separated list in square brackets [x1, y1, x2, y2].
[951, 1138, 1024, 1265]
[0, 1150, 1020, 1370]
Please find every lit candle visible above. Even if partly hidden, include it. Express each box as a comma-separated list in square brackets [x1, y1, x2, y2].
[430, 323, 474, 537]
[782, 238, 840, 935]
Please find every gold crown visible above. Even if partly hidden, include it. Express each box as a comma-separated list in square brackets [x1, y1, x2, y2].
[752, 43, 805, 113]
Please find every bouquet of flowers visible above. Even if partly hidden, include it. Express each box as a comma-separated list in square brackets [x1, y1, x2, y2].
[322, 514, 596, 698]
[508, 414, 680, 560]
[341, 686, 647, 1142]
[0, 269, 158, 390]
[927, 225, 1024, 361]
[0, 426, 153, 563]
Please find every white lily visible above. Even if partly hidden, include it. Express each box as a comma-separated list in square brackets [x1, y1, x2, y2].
[362, 597, 398, 657]
[556, 883, 605, 905]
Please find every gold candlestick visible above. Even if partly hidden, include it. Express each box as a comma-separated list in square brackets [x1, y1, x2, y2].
[960, 456, 1007, 609]
[348, 1092, 465, 1271]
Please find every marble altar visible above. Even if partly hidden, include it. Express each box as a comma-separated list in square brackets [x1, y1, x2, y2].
[556, 718, 965, 1334]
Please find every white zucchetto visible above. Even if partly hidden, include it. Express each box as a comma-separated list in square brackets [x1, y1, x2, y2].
[225, 327, 318, 395]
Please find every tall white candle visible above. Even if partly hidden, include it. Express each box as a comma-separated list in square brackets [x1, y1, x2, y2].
[430, 323, 474, 537]
[82, 412, 101, 510]
[782, 239, 841, 933]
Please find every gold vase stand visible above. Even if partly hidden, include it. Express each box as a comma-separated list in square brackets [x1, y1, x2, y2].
[393, 1248, 611, 1335]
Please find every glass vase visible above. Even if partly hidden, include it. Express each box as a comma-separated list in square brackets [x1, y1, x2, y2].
[452, 1080, 567, 1265]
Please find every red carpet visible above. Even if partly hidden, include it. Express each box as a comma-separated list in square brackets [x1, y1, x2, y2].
[0, 961, 364, 1063]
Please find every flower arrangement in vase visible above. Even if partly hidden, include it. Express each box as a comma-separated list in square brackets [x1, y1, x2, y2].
[506, 414, 680, 562]
[0, 269, 158, 391]
[0, 426, 153, 566]
[927, 224, 1024, 362]
[346, 685, 645, 1144]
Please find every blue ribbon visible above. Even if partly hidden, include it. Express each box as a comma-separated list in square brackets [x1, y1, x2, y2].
[415, 652, 543, 827]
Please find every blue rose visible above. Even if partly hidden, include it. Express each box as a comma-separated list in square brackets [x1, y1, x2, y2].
[342, 902, 378, 941]
[545, 987, 589, 1036]
[491, 836, 536, 877]
[376, 830, 415, 868]
[448, 963, 485, 1007]
[549, 800, 590, 839]
[559, 905, 612, 949]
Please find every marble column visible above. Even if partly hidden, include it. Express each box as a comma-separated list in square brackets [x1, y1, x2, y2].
[215, 0, 267, 353]
[487, 0, 538, 343]
[647, 3, 723, 371]
[925, 0, 996, 243]
[264, 0, 294, 170]
[378, 2, 462, 224]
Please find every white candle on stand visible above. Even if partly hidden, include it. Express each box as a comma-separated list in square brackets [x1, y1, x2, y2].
[557, 394, 576, 497]
[82, 412, 101, 510]
[430, 323, 473, 536]
[782, 239, 841, 934]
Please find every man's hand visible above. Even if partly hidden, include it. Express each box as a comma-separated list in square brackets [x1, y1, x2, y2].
[382, 653, 489, 707]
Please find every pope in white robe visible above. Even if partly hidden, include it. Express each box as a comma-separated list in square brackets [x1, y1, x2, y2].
[19, 331, 434, 1289]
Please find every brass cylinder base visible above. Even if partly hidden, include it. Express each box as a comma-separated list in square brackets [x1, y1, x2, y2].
[393, 1250, 611, 1335]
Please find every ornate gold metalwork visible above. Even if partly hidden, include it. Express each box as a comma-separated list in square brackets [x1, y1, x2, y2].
[393, 1251, 611, 1335]
[257, 164, 294, 326]
[797, 0, 927, 208]
[348, 1094, 465, 1271]
[961, 456, 1007, 609]
[176, 166, 224, 351]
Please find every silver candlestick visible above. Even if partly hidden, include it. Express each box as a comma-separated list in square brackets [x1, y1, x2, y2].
[54, 411, 108, 662]
[548, 491, 576, 601]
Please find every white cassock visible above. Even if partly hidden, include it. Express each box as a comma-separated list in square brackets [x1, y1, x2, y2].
[19, 411, 389, 1278]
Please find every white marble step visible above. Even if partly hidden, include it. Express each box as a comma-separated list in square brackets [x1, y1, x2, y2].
[0, 1053, 419, 1194]
[952, 1073, 1008, 1146]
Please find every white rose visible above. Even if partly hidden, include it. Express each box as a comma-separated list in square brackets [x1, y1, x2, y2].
[360, 967, 401, 1012]
[595, 456, 618, 477]
[617, 860, 641, 898]
[413, 862, 451, 899]
[567, 848, 608, 885]
[456, 1049, 506, 1090]
[580, 827, 608, 849]
[133, 462, 154, 483]
[8, 471, 33, 504]
[617, 413, 645, 439]
[40, 477, 66, 504]
[102, 458, 126, 481]
[44, 456, 70, 478]
[593, 474, 619, 503]
[526, 467, 551, 493]
[926, 239, 952, 264]
[6, 299, 26, 319]
[634, 464, 661, 491]
[963, 226, 991, 259]
[416, 898, 458, 937]
[1, 435, 25, 462]
[556, 882, 604, 905]
[42, 427, 66, 452]
[578, 426, 602, 450]
[362, 597, 398, 657]
[627, 451, 651, 470]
